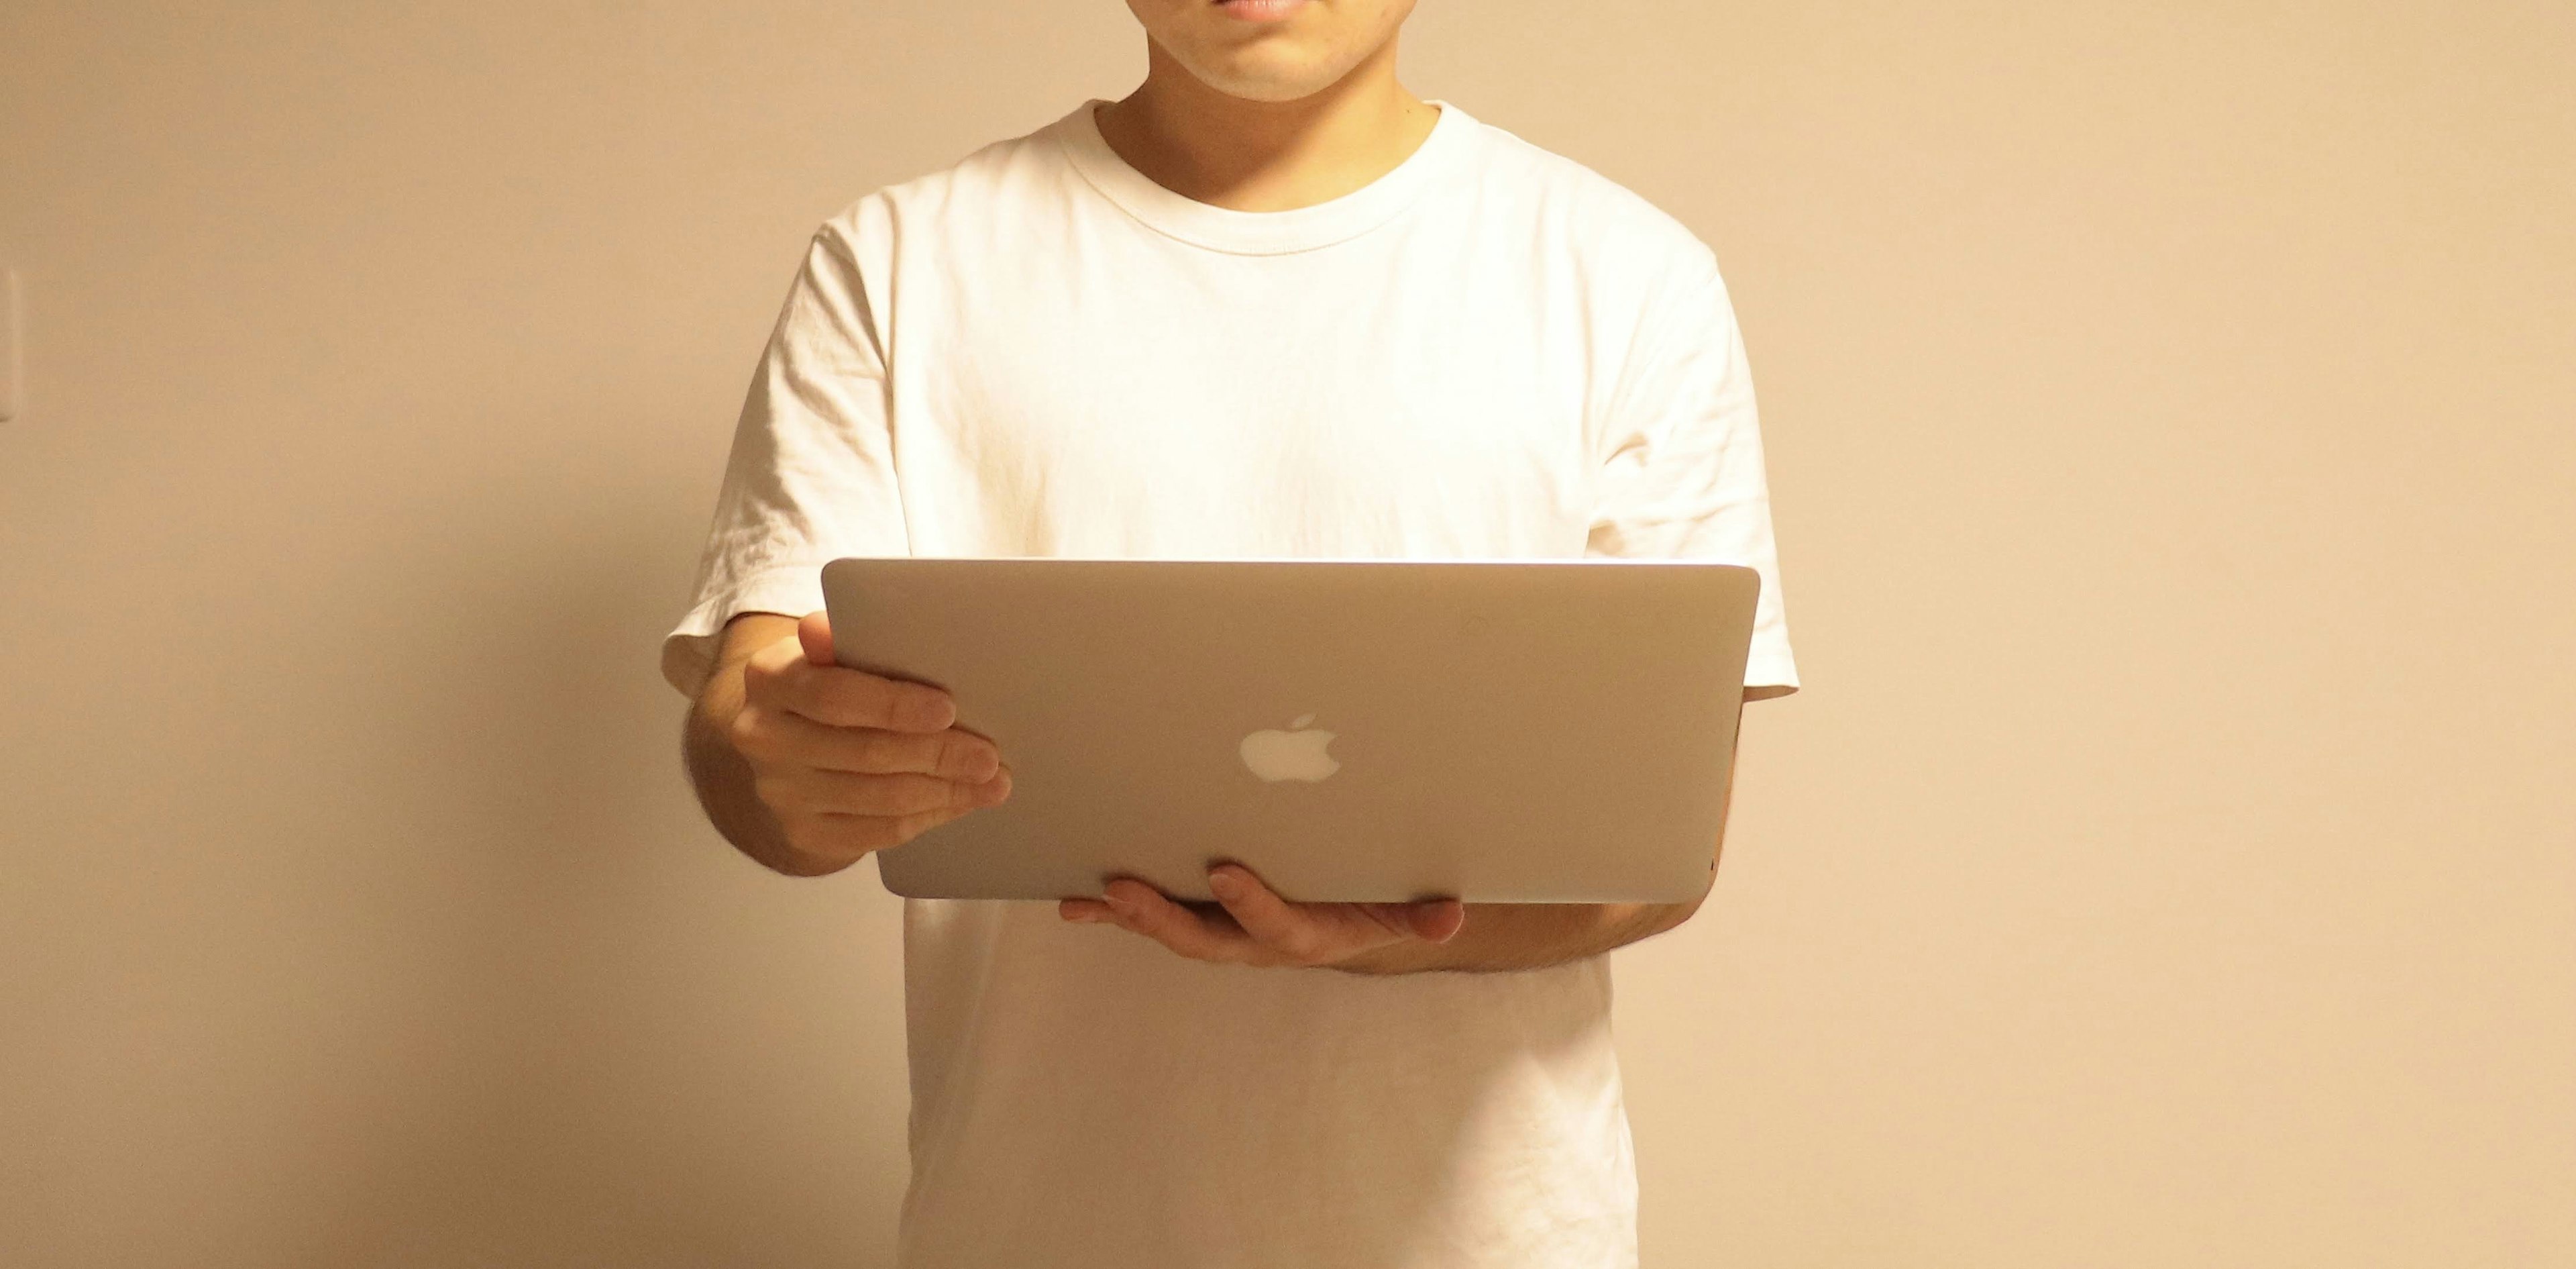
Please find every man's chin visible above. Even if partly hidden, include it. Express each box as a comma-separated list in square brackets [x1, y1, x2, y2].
[1178, 52, 1350, 103]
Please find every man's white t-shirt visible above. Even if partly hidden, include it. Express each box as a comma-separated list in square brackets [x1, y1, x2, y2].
[663, 98, 1799, 1269]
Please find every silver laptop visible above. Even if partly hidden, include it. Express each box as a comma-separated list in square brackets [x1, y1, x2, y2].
[820, 557, 1760, 904]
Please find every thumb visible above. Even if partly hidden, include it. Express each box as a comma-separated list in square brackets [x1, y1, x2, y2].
[797, 610, 837, 667]
[1408, 900, 1466, 945]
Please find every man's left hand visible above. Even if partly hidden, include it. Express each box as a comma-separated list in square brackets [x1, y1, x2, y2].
[1060, 864, 1464, 969]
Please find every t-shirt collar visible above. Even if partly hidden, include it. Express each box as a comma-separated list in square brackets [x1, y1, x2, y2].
[1051, 96, 1472, 256]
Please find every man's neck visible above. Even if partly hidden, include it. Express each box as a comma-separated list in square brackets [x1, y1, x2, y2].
[1093, 42, 1439, 213]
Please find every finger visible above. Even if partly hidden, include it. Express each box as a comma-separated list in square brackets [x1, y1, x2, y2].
[773, 660, 957, 733]
[781, 768, 1007, 817]
[1100, 878, 1258, 964]
[760, 711, 1000, 780]
[1205, 866, 1345, 966]
[1059, 897, 1114, 925]
[1403, 899, 1466, 944]
[798, 610, 836, 666]
[1338, 900, 1464, 946]
[844, 727, 1001, 782]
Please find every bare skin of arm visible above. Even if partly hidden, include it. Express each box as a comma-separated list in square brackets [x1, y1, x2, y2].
[683, 612, 1013, 878]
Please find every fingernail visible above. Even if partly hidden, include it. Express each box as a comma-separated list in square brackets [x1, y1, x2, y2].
[979, 770, 1012, 803]
[1206, 868, 1244, 900]
[1104, 891, 1139, 916]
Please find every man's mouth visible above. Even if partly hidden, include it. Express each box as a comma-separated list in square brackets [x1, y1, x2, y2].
[1216, 0, 1311, 23]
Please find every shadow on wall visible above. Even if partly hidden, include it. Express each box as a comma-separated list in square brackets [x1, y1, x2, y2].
[270, 428, 919, 1268]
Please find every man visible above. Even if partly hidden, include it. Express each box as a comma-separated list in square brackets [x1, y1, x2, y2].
[663, 1, 1798, 1264]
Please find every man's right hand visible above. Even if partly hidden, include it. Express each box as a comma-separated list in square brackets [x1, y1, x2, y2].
[690, 610, 1012, 876]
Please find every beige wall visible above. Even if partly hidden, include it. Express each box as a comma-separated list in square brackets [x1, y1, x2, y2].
[3, 2, 2568, 1265]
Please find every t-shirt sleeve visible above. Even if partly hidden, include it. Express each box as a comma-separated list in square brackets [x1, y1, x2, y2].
[1585, 248, 1800, 693]
[659, 224, 910, 699]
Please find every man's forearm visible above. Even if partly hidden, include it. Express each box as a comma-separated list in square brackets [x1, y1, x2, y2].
[681, 654, 822, 876]
[1334, 896, 1706, 975]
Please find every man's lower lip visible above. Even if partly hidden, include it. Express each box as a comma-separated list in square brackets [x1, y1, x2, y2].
[1217, 0, 1309, 22]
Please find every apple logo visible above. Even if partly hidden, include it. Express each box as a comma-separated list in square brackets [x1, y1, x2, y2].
[1239, 713, 1340, 783]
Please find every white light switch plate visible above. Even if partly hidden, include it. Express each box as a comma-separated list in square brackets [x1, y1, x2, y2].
[0, 267, 18, 422]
